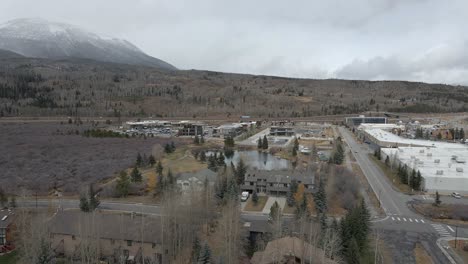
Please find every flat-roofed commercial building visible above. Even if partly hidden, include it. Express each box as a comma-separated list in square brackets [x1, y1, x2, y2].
[345, 116, 387, 127]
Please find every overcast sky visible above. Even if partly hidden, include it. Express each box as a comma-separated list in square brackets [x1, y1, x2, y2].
[2, 0, 468, 84]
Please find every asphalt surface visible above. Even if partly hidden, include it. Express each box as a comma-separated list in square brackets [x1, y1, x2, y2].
[339, 126, 468, 263]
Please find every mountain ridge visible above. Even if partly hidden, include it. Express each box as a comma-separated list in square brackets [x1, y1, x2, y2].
[0, 18, 176, 70]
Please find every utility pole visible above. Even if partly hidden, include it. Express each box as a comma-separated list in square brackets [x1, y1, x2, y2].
[455, 225, 458, 248]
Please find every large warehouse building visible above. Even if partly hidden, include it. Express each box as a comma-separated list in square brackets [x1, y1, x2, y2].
[361, 127, 468, 193]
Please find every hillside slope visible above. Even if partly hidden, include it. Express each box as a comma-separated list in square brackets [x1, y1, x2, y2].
[0, 56, 466, 118]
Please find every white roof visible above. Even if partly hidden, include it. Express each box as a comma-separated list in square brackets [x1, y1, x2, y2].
[382, 146, 468, 192]
[358, 123, 404, 131]
[218, 123, 243, 129]
[365, 129, 467, 149]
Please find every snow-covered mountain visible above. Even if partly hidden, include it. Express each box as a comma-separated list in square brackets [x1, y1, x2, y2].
[0, 18, 176, 70]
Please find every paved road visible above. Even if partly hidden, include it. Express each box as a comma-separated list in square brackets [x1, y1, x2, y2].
[339, 126, 468, 263]
[17, 198, 284, 223]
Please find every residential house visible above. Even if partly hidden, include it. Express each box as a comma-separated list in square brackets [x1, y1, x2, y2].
[50, 210, 164, 264]
[176, 169, 217, 192]
[251, 236, 336, 264]
[0, 209, 15, 253]
[241, 169, 314, 195]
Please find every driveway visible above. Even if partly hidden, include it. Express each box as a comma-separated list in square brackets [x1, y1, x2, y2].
[262, 196, 286, 214]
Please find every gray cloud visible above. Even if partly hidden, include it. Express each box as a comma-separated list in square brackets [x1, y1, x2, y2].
[1, 0, 468, 84]
[335, 41, 468, 84]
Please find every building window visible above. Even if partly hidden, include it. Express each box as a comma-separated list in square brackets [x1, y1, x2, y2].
[72, 235, 76, 240]
[250, 182, 254, 186]
[152, 243, 156, 249]
[127, 240, 132, 246]
[284, 184, 288, 187]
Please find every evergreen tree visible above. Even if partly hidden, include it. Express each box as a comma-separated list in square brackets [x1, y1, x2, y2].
[415, 170, 422, 190]
[217, 152, 226, 166]
[9, 196, 16, 208]
[409, 169, 417, 189]
[197, 243, 212, 264]
[116, 171, 130, 197]
[225, 178, 239, 202]
[346, 238, 362, 264]
[224, 136, 235, 148]
[434, 191, 441, 206]
[164, 143, 172, 154]
[235, 158, 247, 185]
[192, 236, 201, 263]
[167, 169, 175, 188]
[292, 146, 297, 156]
[208, 154, 217, 171]
[257, 137, 263, 150]
[37, 236, 54, 264]
[136, 152, 143, 167]
[252, 190, 259, 205]
[131, 166, 142, 182]
[286, 190, 295, 207]
[200, 151, 207, 162]
[156, 161, 163, 176]
[262, 135, 269, 149]
[314, 180, 327, 214]
[269, 201, 281, 222]
[148, 154, 156, 167]
[171, 141, 176, 151]
[401, 165, 408, 184]
[79, 195, 90, 212]
[89, 184, 100, 211]
[0, 188, 7, 208]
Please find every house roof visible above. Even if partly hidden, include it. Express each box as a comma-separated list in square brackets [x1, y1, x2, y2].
[251, 236, 336, 264]
[244, 169, 314, 185]
[49, 210, 162, 244]
[0, 209, 14, 229]
[176, 168, 217, 182]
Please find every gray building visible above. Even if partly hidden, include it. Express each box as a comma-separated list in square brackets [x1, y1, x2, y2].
[345, 116, 387, 127]
[269, 126, 295, 136]
[241, 169, 314, 195]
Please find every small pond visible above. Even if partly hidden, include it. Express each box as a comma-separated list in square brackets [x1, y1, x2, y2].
[208, 150, 291, 170]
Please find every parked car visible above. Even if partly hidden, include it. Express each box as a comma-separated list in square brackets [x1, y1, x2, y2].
[241, 191, 250, 202]
[452, 192, 462, 199]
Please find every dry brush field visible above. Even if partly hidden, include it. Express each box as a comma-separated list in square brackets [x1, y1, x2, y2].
[0, 121, 181, 195]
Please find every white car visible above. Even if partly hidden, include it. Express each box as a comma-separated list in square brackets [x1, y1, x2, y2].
[452, 192, 462, 199]
[241, 191, 250, 202]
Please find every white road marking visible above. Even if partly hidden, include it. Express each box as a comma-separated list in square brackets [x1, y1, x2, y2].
[397, 217, 401, 221]
[415, 219, 419, 223]
[403, 218, 407, 222]
[409, 218, 413, 222]
[423, 196, 426, 200]
[447, 226, 455, 232]
[421, 219, 425, 223]
[391, 217, 395, 221]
